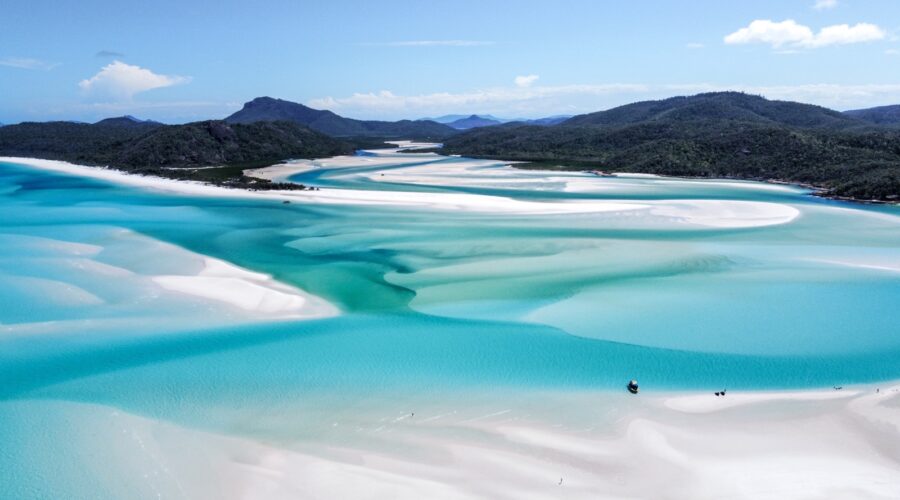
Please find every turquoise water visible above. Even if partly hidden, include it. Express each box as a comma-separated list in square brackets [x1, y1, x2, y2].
[0, 152, 899, 497]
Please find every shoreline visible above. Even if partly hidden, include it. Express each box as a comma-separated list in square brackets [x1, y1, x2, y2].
[1, 156, 803, 227]
[434, 152, 899, 206]
[8, 153, 895, 211]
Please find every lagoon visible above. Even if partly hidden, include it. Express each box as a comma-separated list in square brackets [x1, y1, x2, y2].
[1, 148, 899, 498]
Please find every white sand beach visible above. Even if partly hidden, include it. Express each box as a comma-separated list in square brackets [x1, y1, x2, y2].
[3, 157, 800, 227]
[245, 161, 321, 182]
[14, 383, 898, 500]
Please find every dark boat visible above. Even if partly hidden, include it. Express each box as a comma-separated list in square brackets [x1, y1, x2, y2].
[627, 379, 639, 394]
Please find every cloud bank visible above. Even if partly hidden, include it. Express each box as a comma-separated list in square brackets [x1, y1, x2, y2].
[78, 61, 190, 101]
[308, 82, 900, 119]
[725, 19, 885, 49]
[308, 83, 650, 116]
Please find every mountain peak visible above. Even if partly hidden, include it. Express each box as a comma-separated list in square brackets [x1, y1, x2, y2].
[446, 115, 503, 130]
[94, 115, 162, 127]
[226, 97, 455, 139]
[246, 96, 298, 107]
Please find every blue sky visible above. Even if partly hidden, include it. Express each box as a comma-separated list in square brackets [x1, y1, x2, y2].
[1, 0, 899, 123]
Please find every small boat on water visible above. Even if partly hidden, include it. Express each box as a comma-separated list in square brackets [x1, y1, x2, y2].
[627, 379, 639, 394]
[589, 170, 618, 178]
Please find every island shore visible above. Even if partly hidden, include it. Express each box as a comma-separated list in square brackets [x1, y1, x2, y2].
[3, 156, 801, 228]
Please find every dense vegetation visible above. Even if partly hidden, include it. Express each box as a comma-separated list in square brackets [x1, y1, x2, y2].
[226, 96, 456, 139]
[443, 93, 900, 201]
[0, 119, 163, 162]
[110, 120, 351, 167]
[562, 92, 868, 129]
[0, 118, 354, 189]
[844, 104, 900, 126]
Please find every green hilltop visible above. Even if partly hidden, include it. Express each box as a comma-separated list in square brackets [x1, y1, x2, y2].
[442, 92, 900, 201]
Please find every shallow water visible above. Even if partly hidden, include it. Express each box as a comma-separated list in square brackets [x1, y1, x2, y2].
[1, 150, 898, 497]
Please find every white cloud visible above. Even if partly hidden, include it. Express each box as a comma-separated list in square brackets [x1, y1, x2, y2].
[307, 82, 900, 119]
[808, 23, 886, 47]
[813, 0, 838, 10]
[78, 61, 190, 101]
[686, 42, 705, 49]
[724, 19, 885, 49]
[0, 57, 58, 70]
[514, 74, 539, 87]
[725, 20, 812, 47]
[308, 83, 650, 116]
[365, 40, 494, 47]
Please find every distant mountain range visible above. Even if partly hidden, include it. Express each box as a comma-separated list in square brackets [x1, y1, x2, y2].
[520, 115, 572, 126]
[427, 113, 572, 129]
[226, 97, 455, 139]
[844, 105, 900, 126]
[443, 115, 504, 130]
[442, 92, 900, 201]
[94, 115, 163, 128]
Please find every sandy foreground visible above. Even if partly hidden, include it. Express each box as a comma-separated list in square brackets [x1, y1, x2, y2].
[3, 156, 800, 227]
[13, 383, 899, 499]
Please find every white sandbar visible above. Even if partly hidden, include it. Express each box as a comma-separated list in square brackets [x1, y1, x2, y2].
[2, 156, 802, 228]
[152, 257, 338, 319]
[24, 383, 900, 499]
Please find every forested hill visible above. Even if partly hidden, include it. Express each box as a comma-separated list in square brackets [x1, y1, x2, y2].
[0, 119, 354, 189]
[0, 120, 162, 162]
[844, 105, 900, 126]
[226, 96, 456, 139]
[108, 120, 351, 168]
[442, 93, 900, 202]
[0, 119, 351, 168]
[562, 92, 866, 129]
